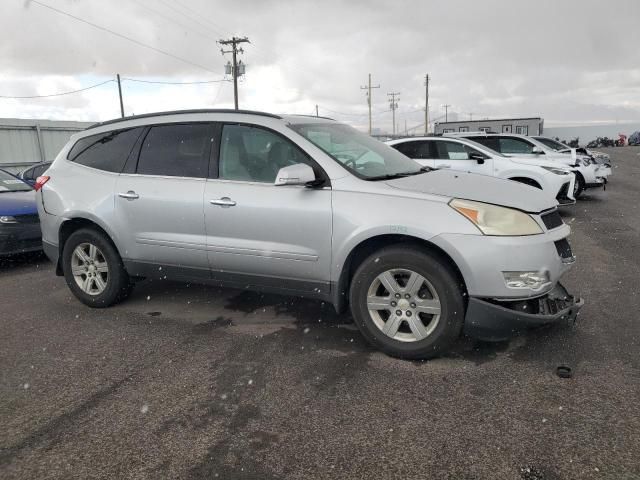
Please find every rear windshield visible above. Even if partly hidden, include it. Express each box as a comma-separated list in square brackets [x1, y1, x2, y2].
[0, 170, 32, 192]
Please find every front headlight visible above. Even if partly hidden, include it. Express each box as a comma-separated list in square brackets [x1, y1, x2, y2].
[449, 199, 543, 236]
[541, 166, 570, 175]
[581, 158, 591, 166]
[0, 215, 18, 224]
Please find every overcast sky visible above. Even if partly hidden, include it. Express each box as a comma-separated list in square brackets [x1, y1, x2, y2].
[1, 0, 639, 132]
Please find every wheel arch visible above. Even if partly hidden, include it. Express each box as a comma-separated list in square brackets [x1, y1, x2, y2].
[332, 234, 467, 313]
[56, 217, 122, 276]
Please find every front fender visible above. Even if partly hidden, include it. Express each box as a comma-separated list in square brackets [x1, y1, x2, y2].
[330, 190, 477, 283]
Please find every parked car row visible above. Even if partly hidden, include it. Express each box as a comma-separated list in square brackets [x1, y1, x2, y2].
[387, 132, 611, 200]
[31, 109, 583, 359]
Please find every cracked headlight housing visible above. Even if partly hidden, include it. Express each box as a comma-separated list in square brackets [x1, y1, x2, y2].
[449, 199, 543, 236]
[503, 271, 550, 290]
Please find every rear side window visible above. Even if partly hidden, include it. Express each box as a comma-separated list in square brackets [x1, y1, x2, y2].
[68, 128, 144, 172]
[137, 123, 213, 178]
[392, 141, 433, 159]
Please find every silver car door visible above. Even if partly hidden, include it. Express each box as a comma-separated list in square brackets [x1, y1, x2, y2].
[204, 123, 332, 294]
[114, 123, 213, 276]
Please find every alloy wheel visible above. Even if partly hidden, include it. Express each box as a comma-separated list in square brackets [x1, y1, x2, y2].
[70, 242, 109, 296]
[366, 268, 441, 342]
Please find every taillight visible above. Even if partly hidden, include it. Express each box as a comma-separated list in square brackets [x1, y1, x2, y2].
[34, 175, 50, 192]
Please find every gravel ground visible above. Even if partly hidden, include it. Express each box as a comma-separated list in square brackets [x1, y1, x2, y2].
[1, 147, 639, 480]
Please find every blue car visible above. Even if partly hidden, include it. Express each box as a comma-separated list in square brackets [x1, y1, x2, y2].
[0, 169, 42, 256]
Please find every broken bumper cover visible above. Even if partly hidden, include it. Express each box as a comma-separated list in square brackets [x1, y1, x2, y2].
[463, 282, 584, 341]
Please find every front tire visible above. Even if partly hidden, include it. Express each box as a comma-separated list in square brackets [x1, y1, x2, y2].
[573, 172, 585, 198]
[62, 228, 132, 308]
[349, 246, 465, 359]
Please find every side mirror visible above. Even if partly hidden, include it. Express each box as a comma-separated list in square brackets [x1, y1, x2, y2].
[532, 146, 543, 154]
[274, 163, 317, 186]
[469, 152, 486, 164]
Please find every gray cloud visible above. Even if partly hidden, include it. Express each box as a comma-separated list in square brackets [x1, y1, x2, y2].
[1, 0, 639, 129]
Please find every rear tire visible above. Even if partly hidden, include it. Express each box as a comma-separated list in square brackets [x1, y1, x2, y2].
[62, 228, 132, 308]
[349, 246, 465, 359]
[573, 172, 585, 198]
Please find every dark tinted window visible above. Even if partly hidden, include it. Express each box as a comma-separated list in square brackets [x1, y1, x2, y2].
[465, 136, 499, 151]
[219, 124, 313, 183]
[498, 137, 535, 154]
[68, 128, 143, 172]
[392, 141, 433, 159]
[137, 124, 213, 178]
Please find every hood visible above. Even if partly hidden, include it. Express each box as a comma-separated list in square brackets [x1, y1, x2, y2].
[385, 169, 555, 213]
[508, 156, 571, 170]
[0, 190, 37, 216]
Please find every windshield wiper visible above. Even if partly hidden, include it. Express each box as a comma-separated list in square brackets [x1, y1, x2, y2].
[366, 166, 431, 181]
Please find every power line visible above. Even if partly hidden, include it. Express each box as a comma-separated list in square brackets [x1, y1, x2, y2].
[171, 0, 234, 38]
[0, 79, 115, 99]
[131, 0, 220, 43]
[155, 0, 228, 39]
[30, 0, 218, 74]
[122, 77, 227, 85]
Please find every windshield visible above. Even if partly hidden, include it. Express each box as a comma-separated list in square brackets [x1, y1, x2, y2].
[535, 137, 569, 152]
[0, 170, 32, 192]
[289, 122, 424, 179]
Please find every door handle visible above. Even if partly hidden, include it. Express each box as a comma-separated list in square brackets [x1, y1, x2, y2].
[438, 164, 451, 169]
[210, 197, 236, 207]
[118, 191, 139, 200]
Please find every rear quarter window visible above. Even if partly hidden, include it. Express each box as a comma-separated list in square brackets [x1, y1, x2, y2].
[67, 127, 144, 173]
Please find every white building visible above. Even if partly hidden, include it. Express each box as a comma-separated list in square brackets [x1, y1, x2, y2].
[434, 117, 544, 136]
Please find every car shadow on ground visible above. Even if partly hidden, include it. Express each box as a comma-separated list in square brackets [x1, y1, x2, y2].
[0, 251, 48, 273]
[124, 279, 569, 365]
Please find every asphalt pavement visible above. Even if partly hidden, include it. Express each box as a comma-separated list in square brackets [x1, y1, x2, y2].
[1, 147, 639, 479]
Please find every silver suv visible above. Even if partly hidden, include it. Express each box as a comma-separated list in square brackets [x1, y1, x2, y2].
[36, 110, 583, 359]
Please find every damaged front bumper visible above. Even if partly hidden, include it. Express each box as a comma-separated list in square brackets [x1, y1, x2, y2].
[463, 282, 584, 341]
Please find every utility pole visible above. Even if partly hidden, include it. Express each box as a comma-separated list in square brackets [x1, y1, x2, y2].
[315, 104, 319, 117]
[442, 104, 451, 122]
[360, 74, 380, 135]
[424, 74, 429, 135]
[468, 112, 473, 121]
[388, 92, 400, 136]
[219, 36, 249, 110]
[116, 73, 124, 118]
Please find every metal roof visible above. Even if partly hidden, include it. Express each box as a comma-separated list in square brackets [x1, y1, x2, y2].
[86, 109, 283, 131]
[435, 117, 542, 125]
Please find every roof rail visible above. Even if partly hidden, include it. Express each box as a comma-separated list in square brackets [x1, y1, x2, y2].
[285, 114, 336, 121]
[86, 109, 282, 130]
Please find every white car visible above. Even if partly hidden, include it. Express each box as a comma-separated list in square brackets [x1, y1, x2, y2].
[533, 136, 612, 181]
[452, 133, 604, 198]
[387, 136, 576, 205]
